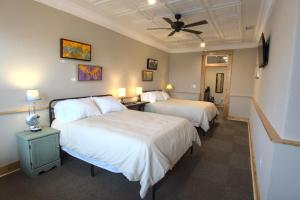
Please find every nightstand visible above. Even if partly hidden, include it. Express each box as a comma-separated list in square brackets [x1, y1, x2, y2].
[123, 101, 149, 111]
[17, 127, 61, 177]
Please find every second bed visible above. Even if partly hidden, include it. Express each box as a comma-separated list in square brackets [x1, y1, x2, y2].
[142, 91, 219, 132]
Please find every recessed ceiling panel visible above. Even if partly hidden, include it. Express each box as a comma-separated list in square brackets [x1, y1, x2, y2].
[39, 0, 262, 51]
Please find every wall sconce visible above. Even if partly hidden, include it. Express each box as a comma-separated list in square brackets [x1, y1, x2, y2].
[136, 87, 143, 102]
[118, 88, 126, 103]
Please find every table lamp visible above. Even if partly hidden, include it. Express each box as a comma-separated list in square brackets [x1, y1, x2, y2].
[166, 84, 173, 91]
[136, 87, 143, 102]
[118, 88, 126, 103]
[26, 89, 42, 132]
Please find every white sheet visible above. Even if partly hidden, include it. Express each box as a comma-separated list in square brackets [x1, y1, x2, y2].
[52, 110, 200, 198]
[144, 98, 219, 131]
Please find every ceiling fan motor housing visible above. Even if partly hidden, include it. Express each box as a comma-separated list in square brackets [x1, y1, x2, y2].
[174, 21, 184, 31]
[175, 13, 181, 20]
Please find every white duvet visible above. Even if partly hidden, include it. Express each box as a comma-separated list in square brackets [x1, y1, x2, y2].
[145, 98, 219, 131]
[52, 110, 200, 198]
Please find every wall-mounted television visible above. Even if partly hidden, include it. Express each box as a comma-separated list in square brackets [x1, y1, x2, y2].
[258, 32, 269, 68]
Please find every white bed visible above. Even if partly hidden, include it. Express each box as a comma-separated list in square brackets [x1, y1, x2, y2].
[143, 95, 219, 131]
[51, 107, 200, 198]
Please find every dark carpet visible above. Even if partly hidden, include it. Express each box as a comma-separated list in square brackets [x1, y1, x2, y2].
[0, 118, 253, 200]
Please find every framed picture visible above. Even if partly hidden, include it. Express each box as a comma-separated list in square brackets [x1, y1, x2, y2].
[142, 70, 153, 81]
[60, 38, 91, 61]
[78, 64, 102, 81]
[147, 58, 158, 70]
[215, 73, 224, 93]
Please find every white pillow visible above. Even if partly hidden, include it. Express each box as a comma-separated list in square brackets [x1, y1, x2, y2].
[141, 92, 155, 103]
[161, 91, 170, 100]
[78, 98, 102, 117]
[54, 98, 101, 123]
[147, 92, 157, 103]
[93, 96, 127, 114]
[153, 91, 165, 101]
[140, 92, 149, 102]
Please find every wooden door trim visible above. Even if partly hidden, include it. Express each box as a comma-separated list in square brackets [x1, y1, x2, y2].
[200, 50, 233, 119]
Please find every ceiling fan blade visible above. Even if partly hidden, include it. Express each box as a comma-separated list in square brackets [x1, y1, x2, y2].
[182, 29, 203, 35]
[147, 28, 172, 30]
[168, 30, 176, 36]
[183, 20, 208, 28]
[163, 17, 175, 26]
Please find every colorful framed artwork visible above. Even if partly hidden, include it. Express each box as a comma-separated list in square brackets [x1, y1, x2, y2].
[147, 58, 158, 70]
[215, 73, 224, 93]
[60, 38, 91, 61]
[142, 70, 153, 81]
[78, 64, 102, 81]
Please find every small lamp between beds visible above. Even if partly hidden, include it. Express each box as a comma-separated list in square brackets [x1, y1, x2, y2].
[136, 87, 143, 102]
[118, 88, 126, 103]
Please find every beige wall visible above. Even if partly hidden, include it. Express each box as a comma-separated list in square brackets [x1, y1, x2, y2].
[168, 53, 202, 100]
[0, 0, 169, 166]
[249, 1, 300, 199]
[204, 67, 226, 105]
[252, 0, 300, 139]
[168, 48, 257, 118]
[229, 48, 257, 118]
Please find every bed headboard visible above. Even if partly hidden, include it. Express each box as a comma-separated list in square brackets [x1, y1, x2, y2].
[49, 94, 111, 125]
[143, 90, 162, 93]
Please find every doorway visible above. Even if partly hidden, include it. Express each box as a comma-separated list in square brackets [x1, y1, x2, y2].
[199, 50, 233, 119]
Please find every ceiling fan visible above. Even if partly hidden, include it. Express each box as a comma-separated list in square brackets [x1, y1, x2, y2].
[147, 14, 208, 37]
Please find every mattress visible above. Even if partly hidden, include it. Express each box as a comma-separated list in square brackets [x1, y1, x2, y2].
[52, 109, 200, 198]
[144, 98, 219, 131]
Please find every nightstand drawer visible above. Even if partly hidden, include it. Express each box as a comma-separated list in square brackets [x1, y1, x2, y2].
[30, 134, 59, 169]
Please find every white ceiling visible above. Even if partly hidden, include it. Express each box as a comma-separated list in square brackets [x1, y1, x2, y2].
[36, 0, 269, 53]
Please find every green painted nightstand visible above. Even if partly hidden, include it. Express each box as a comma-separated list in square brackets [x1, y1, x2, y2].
[17, 127, 61, 177]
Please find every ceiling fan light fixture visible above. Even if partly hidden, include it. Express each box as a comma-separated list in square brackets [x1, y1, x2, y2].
[148, 0, 156, 5]
[200, 42, 206, 48]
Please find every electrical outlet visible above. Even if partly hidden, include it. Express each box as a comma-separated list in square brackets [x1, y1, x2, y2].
[192, 84, 197, 89]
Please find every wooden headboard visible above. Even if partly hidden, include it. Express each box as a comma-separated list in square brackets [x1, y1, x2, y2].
[48, 94, 111, 125]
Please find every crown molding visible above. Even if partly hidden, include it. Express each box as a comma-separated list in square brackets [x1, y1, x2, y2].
[254, 0, 275, 42]
[35, 0, 263, 54]
[169, 42, 258, 53]
[35, 0, 171, 52]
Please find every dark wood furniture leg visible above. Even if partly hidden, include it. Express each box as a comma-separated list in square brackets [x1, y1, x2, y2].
[190, 145, 193, 155]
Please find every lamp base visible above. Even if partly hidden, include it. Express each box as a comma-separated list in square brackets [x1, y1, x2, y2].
[30, 126, 42, 132]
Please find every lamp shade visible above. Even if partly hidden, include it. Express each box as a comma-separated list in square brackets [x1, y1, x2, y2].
[118, 88, 126, 98]
[136, 87, 143, 95]
[26, 90, 41, 101]
[166, 84, 173, 91]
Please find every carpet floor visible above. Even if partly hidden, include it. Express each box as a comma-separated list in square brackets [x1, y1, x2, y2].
[0, 118, 253, 200]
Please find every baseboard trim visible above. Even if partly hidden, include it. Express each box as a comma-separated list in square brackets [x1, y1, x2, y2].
[227, 115, 249, 123]
[248, 122, 261, 200]
[0, 161, 20, 177]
